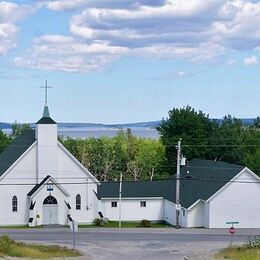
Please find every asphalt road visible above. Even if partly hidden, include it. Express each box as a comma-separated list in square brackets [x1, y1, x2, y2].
[0, 228, 259, 260]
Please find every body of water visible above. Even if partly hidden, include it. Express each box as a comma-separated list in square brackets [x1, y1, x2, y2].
[59, 128, 159, 139]
[4, 128, 159, 139]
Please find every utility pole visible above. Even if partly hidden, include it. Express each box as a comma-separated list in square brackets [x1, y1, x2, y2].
[119, 173, 122, 228]
[176, 139, 181, 228]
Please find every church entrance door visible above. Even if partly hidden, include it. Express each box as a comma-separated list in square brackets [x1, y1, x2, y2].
[42, 195, 58, 225]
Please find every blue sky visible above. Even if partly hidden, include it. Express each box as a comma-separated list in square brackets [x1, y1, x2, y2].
[1, 0, 260, 124]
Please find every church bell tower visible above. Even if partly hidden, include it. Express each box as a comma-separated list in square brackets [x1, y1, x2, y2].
[36, 81, 57, 183]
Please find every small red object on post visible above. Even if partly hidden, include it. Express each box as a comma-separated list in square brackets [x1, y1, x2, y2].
[229, 226, 235, 235]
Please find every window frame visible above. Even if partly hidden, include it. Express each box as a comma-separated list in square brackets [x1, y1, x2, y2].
[140, 201, 146, 208]
[111, 201, 117, 208]
[76, 194, 81, 210]
[43, 195, 58, 205]
[12, 196, 18, 212]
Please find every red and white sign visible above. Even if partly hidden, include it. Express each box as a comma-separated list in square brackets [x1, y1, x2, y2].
[229, 226, 236, 235]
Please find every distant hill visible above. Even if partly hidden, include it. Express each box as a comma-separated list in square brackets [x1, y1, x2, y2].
[211, 118, 256, 126]
[0, 122, 12, 129]
[0, 118, 257, 131]
[0, 121, 161, 130]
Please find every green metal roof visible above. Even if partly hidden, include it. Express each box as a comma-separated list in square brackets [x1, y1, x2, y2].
[36, 117, 57, 124]
[0, 130, 36, 176]
[36, 105, 57, 125]
[98, 180, 175, 202]
[43, 105, 50, 117]
[97, 159, 244, 209]
[179, 159, 244, 207]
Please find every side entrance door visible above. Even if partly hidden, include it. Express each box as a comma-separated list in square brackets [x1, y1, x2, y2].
[42, 195, 59, 225]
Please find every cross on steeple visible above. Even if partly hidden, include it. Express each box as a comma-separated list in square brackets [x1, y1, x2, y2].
[40, 80, 53, 105]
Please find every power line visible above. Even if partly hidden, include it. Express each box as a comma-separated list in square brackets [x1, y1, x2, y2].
[1, 164, 259, 171]
[0, 176, 260, 186]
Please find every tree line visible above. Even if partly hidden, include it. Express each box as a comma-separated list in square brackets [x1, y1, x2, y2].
[1, 106, 260, 180]
[60, 129, 167, 181]
[157, 106, 260, 175]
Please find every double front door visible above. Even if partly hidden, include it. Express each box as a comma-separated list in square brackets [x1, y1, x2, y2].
[42, 195, 58, 225]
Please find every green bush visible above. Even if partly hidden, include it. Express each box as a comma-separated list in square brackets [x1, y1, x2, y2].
[93, 218, 104, 226]
[139, 219, 152, 228]
[243, 237, 260, 249]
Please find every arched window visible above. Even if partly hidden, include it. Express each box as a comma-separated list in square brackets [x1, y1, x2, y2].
[43, 196, 58, 205]
[12, 196, 18, 212]
[76, 194, 81, 210]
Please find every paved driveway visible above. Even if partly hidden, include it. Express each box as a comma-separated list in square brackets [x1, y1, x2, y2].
[0, 228, 259, 260]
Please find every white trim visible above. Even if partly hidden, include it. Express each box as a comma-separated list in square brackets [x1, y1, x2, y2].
[29, 176, 70, 198]
[0, 141, 37, 181]
[57, 141, 99, 184]
[207, 167, 249, 202]
[244, 167, 260, 180]
[187, 199, 206, 210]
[48, 176, 70, 197]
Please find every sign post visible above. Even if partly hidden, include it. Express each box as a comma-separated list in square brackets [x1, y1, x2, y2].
[226, 221, 239, 247]
[70, 220, 78, 250]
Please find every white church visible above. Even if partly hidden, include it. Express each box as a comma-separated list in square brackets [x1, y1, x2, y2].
[0, 101, 99, 226]
[1, 93, 260, 228]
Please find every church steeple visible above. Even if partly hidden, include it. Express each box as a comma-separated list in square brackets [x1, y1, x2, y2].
[36, 80, 56, 124]
[36, 81, 58, 183]
[43, 105, 50, 118]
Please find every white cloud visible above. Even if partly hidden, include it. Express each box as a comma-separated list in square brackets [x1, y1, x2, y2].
[69, 1, 222, 42]
[43, 0, 166, 11]
[0, 2, 35, 23]
[14, 34, 129, 72]
[13, 0, 260, 72]
[0, 2, 36, 55]
[227, 59, 237, 65]
[0, 23, 19, 54]
[143, 70, 196, 81]
[244, 55, 258, 66]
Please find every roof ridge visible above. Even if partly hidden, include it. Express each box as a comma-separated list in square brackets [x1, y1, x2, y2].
[190, 158, 244, 168]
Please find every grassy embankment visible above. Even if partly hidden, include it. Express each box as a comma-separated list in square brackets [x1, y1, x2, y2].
[215, 247, 260, 260]
[0, 235, 81, 258]
[215, 238, 260, 260]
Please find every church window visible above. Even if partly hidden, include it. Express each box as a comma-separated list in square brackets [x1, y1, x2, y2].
[76, 194, 81, 210]
[12, 196, 18, 212]
[43, 196, 58, 205]
[111, 201, 117, 208]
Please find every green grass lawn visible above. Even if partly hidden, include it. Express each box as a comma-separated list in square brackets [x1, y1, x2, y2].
[0, 235, 81, 258]
[79, 221, 171, 228]
[0, 221, 171, 229]
[215, 246, 260, 260]
[0, 225, 44, 229]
